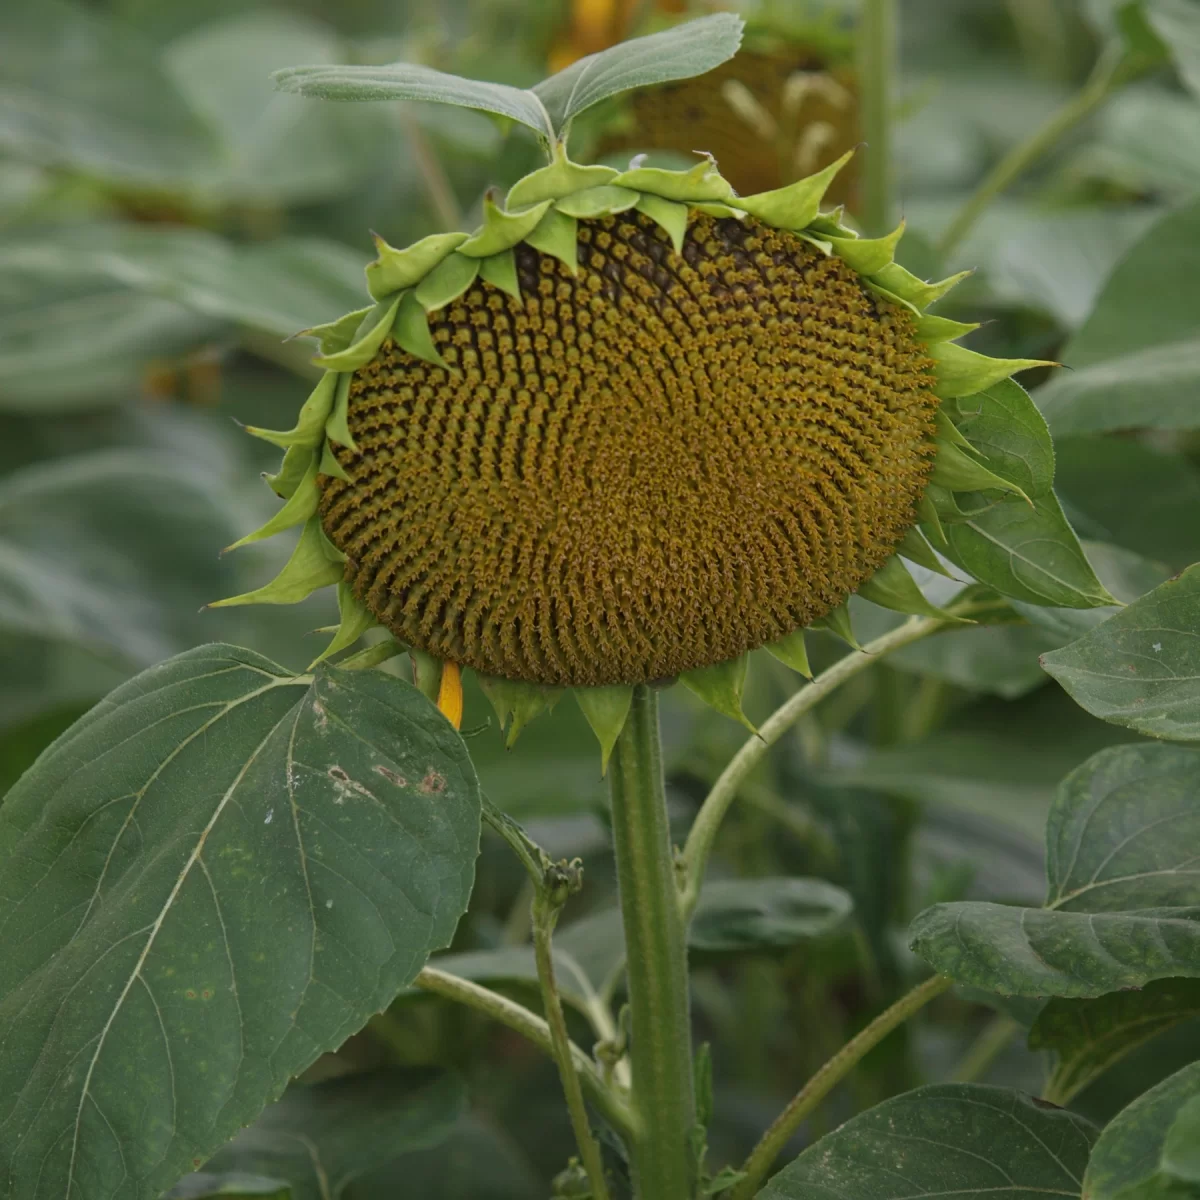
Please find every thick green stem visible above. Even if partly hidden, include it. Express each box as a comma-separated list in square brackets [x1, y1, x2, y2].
[732, 975, 952, 1200]
[937, 45, 1133, 258]
[859, 0, 897, 235]
[609, 685, 697, 1199]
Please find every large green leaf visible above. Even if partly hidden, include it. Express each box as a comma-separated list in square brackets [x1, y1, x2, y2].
[1042, 564, 1200, 742]
[910, 742, 1200, 996]
[687, 877, 852, 953]
[271, 63, 555, 140]
[949, 380, 1055, 498]
[0, 225, 367, 342]
[0, 0, 217, 187]
[163, 11, 394, 207]
[1055, 438, 1200, 572]
[532, 14, 743, 132]
[0, 451, 244, 665]
[1082, 87, 1200, 200]
[167, 1071, 464, 1200]
[1147, 0, 1200, 99]
[1083, 1060, 1200, 1199]
[0, 278, 218, 412]
[942, 491, 1113, 609]
[760, 1084, 1097, 1199]
[0, 645, 480, 1200]
[1031, 979, 1200, 1105]
[1038, 198, 1200, 436]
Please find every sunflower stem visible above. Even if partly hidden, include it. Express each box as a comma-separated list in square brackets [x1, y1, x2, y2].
[609, 685, 698, 1200]
[859, 0, 897, 235]
[937, 43, 1139, 258]
[730, 974, 952, 1200]
[680, 615, 952, 919]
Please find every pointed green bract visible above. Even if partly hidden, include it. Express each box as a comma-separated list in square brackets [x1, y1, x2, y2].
[457, 197, 552, 257]
[575, 685, 634, 773]
[245, 371, 338, 449]
[681, 654, 756, 733]
[914, 313, 981, 343]
[314, 296, 400, 371]
[931, 342, 1053, 400]
[266, 443, 317, 499]
[337, 639, 406, 671]
[897, 525, 954, 578]
[934, 406, 980, 455]
[525, 209, 579, 273]
[477, 674, 564, 748]
[393, 290, 449, 369]
[635, 193, 690, 253]
[226, 455, 320, 551]
[556, 185, 641, 219]
[872, 262, 971, 310]
[811, 602, 861, 649]
[826, 220, 904, 274]
[931, 437, 1032, 503]
[613, 157, 734, 203]
[414, 251, 480, 312]
[297, 307, 370, 355]
[409, 648, 443, 704]
[319, 440, 352, 483]
[325, 371, 357, 451]
[765, 629, 812, 679]
[856, 554, 967, 622]
[311, 582, 376, 665]
[507, 158, 619, 210]
[478, 249, 522, 300]
[366, 231, 469, 301]
[210, 516, 343, 608]
[732, 149, 854, 230]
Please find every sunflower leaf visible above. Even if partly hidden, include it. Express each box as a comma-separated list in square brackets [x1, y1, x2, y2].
[272, 62, 555, 140]
[532, 14, 744, 134]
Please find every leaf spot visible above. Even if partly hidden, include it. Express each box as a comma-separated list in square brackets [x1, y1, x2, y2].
[418, 768, 447, 794]
[327, 764, 376, 804]
[374, 765, 408, 787]
[264, 808, 274, 825]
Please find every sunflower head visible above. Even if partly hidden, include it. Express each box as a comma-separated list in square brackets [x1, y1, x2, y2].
[221, 26, 1085, 763]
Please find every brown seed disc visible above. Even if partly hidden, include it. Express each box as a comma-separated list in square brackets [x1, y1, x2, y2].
[319, 212, 937, 687]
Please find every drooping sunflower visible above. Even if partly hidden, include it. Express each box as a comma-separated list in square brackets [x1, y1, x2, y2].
[219, 20, 1074, 763]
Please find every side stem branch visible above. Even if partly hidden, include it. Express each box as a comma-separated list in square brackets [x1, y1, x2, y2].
[681, 616, 948, 918]
[731, 974, 952, 1199]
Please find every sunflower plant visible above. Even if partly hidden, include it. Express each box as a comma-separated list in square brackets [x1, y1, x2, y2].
[3, 6, 1200, 1200]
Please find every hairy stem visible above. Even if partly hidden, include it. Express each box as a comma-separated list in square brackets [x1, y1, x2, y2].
[680, 616, 948, 917]
[415, 966, 634, 1137]
[533, 883, 613, 1200]
[610, 685, 697, 1199]
[732, 975, 952, 1199]
[937, 44, 1132, 257]
[859, 0, 897, 235]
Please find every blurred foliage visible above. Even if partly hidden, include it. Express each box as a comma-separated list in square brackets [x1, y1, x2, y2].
[2, 0, 1200, 1195]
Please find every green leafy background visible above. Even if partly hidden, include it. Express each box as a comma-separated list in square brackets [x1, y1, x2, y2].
[2, 0, 1200, 1196]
